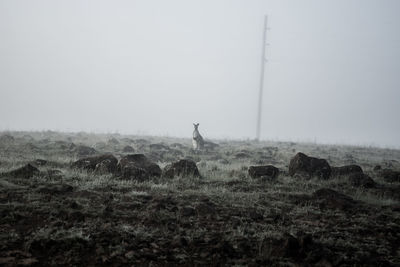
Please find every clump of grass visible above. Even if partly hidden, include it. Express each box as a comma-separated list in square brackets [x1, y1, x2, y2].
[351, 188, 399, 206]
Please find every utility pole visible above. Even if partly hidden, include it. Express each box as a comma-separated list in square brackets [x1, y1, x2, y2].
[256, 15, 268, 141]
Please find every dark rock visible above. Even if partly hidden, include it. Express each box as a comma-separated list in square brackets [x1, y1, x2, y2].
[248, 165, 279, 179]
[289, 152, 331, 179]
[72, 154, 118, 174]
[373, 165, 382, 171]
[261, 233, 300, 258]
[36, 184, 73, 194]
[331, 165, 363, 176]
[117, 154, 162, 180]
[348, 173, 377, 188]
[5, 164, 40, 178]
[122, 145, 135, 153]
[234, 152, 251, 159]
[377, 169, 400, 183]
[74, 145, 97, 156]
[163, 159, 201, 178]
[54, 140, 76, 150]
[312, 188, 356, 211]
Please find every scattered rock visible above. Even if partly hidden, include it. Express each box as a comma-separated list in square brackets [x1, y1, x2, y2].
[122, 145, 135, 153]
[373, 165, 382, 171]
[117, 154, 162, 180]
[331, 165, 363, 176]
[36, 184, 73, 194]
[377, 169, 400, 183]
[163, 159, 201, 178]
[289, 152, 331, 179]
[348, 173, 377, 188]
[72, 154, 118, 173]
[248, 165, 279, 179]
[5, 164, 40, 178]
[74, 145, 97, 156]
[260, 232, 314, 260]
[234, 152, 251, 159]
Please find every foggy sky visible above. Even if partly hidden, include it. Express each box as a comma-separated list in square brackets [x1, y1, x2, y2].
[1, 0, 399, 148]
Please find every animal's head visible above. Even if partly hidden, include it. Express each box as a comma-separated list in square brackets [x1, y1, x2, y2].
[193, 123, 199, 130]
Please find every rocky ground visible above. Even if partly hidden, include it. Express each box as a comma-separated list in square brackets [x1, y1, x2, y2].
[0, 131, 399, 266]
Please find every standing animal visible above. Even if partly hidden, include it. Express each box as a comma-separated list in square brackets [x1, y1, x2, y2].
[192, 123, 204, 151]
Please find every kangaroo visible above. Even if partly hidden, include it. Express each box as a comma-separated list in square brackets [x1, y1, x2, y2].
[192, 123, 204, 151]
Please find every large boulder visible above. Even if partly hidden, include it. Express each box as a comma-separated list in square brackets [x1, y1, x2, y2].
[4, 164, 40, 178]
[348, 173, 377, 188]
[289, 153, 331, 179]
[72, 154, 118, 174]
[117, 154, 162, 180]
[163, 159, 201, 178]
[248, 165, 279, 179]
[331, 165, 363, 176]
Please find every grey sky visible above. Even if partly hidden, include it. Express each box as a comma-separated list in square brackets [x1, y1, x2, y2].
[1, 0, 399, 147]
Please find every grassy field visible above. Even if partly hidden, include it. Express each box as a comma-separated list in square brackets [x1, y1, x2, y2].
[0, 131, 399, 266]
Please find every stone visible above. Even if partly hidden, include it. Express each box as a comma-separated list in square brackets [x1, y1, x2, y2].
[6, 164, 40, 178]
[373, 165, 382, 171]
[74, 145, 97, 156]
[122, 145, 135, 153]
[289, 152, 331, 179]
[72, 154, 118, 173]
[163, 159, 201, 178]
[348, 173, 377, 188]
[36, 184, 73, 194]
[117, 154, 162, 180]
[331, 165, 363, 176]
[248, 165, 279, 179]
[377, 169, 400, 183]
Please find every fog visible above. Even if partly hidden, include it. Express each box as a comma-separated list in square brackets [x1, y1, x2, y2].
[1, 0, 399, 148]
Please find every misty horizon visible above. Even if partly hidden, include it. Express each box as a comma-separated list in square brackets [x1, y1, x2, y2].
[1, 0, 399, 148]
